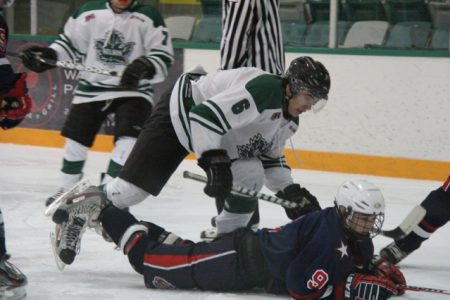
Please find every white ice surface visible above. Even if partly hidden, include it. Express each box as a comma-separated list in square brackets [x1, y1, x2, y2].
[0, 143, 449, 299]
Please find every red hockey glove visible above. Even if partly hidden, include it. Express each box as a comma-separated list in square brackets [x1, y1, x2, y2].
[343, 273, 397, 300]
[0, 73, 32, 129]
[2, 73, 28, 97]
[372, 256, 406, 295]
[0, 94, 32, 129]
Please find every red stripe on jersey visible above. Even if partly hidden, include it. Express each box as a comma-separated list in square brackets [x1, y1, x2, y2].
[419, 219, 438, 233]
[144, 253, 217, 268]
[442, 175, 450, 192]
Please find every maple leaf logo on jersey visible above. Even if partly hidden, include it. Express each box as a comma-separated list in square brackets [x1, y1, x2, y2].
[236, 133, 272, 158]
[94, 29, 135, 66]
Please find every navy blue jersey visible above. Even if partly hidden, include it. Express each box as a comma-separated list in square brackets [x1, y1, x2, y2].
[258, 207, 374, 299]
[0, 13, 16, 95]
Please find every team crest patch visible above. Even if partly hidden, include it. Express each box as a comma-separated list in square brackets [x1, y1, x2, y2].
[94, 29, 135, 66]
[152, 276, 176, 289]
[236, 133, 272, 158]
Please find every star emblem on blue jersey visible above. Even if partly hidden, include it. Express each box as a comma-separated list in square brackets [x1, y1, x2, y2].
[336, 241, 348, 259]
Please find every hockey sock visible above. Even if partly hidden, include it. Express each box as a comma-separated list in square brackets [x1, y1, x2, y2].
[101, 160, 122, 184]
[215, 196, 259, 227]
[101, 137, 137, 185]
[99, 205, 139, 245]
[397, 186, 450, 252]
[215, 194, 258, 234]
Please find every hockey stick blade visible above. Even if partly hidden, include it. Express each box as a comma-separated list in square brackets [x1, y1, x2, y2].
[381, 205, 426, 239]
[6, 51, 121, 77]
[400, 284, 450, 296]
[381, 227, 407, 239]
[182, 170, 300, 209]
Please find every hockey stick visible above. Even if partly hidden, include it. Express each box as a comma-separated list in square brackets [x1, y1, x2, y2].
[400, 284, 450, 296]
[6, 51, 121, 77]
[182, 171, 302, 209]
[381, 205, 426, 239]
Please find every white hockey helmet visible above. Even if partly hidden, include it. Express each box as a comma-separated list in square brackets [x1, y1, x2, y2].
[334, 179, 385, 240]
[0, 0, 15, 8]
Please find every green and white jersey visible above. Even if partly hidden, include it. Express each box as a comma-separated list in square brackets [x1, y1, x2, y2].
[170, 67, 299, 165]
[50, 0, 174, 105]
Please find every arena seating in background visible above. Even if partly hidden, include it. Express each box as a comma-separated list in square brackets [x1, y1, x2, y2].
[281, 20, 309, 46]
[341, 20, 389, 48]
[179, 0, 449, 50]
[200, 0, 221, 16]
[428, 26, 450, 49]
[165, 16, 196, 40]
[384, 0, 431, 23]
[303, 21, 352, 47]
[191, 16, 222, 43]
[280, 0, 307, 21]
[341, 0, 387, 22]
[428, 1, 450, 28]
[384, 21, 432, 48]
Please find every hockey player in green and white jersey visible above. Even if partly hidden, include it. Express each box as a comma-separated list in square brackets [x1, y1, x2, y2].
[49, 56, 331, 265]
[19, 0, 174, 206]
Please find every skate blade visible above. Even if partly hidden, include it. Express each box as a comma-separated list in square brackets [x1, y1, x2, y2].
[44, 178, 92, 217]
[49, 225, 66, 271]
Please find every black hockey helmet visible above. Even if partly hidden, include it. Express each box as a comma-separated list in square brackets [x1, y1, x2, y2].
[282, 56, 331, 112]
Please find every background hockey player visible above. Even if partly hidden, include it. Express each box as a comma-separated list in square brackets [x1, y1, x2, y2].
[201, 0, 287, 240]
[380, 174, 450, 264]
[46, 56, 328, 265]
[19, 0, 174, 206]
[51, 179, 406, 300]
[0, 0, 29, 298]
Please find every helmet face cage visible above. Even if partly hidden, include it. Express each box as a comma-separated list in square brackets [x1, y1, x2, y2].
[341, 207, 385, 239]
[284, 56, 331, 112]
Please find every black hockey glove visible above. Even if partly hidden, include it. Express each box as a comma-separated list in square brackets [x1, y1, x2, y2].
[20, 46, 57, 73]
[120, 56, 156, 89]
[343, 273, 398, 300]
[197, 149, 232, 198]
[276, 184, 321, 220]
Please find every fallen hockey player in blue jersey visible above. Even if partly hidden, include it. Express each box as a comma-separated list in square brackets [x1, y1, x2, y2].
[49, 179, 406, 300]
[380, 174, 450, 264]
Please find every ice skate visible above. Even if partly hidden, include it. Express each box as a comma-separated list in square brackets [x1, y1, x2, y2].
[45, 173, 84, 207]
[45, 188, 65, 207]
[200, 216, 259, 242]
[380, 241, 411, 264]
[0, 256, 27, 300]
[48, 183, 109, 268]
[44, 178, 92, 217]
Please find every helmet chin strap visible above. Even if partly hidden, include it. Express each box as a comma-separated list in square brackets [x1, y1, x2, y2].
[282, 81, 294, 119]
